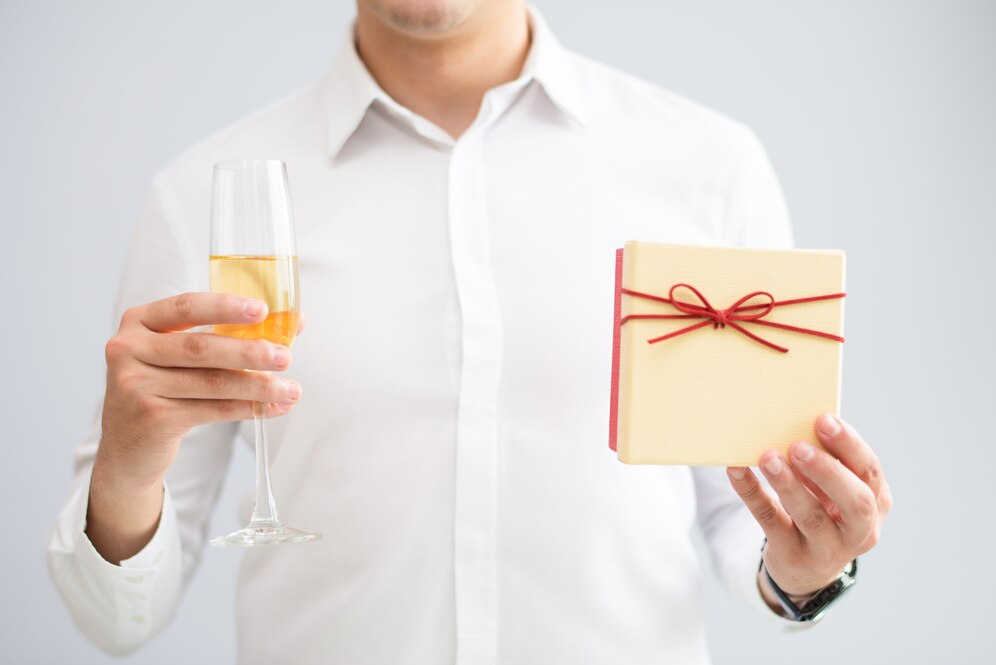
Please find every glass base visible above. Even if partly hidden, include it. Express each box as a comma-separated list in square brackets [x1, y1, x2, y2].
[209, 521, 321, 547]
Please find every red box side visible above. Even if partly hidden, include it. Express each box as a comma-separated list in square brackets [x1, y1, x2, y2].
[608, 247, 624, 452]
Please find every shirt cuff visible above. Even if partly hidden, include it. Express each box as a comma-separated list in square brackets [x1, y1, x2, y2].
[48, 468, 182, 654]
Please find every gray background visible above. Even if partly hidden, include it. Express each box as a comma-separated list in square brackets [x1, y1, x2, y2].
[1, 0, 993, 663]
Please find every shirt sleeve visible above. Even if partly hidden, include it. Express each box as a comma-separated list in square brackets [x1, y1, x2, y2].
[721, 125, 794, 251]
[46, 177, 239, 654]
[691, 125, 810, 627]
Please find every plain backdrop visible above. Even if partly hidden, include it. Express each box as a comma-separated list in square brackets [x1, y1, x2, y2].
[2, 1, 994, 663]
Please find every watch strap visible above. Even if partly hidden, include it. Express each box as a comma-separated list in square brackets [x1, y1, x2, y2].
[759, 540, 858, 622]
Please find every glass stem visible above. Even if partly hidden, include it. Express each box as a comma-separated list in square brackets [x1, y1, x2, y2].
[249, 401, 280, 526]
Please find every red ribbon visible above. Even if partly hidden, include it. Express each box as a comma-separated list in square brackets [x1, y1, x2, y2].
[619, 283, 845, 353]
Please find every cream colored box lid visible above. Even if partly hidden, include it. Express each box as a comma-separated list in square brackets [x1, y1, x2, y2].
[609, 241, 846, 466]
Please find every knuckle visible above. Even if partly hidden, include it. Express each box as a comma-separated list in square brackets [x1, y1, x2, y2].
[853, 488, 878, 520]
[133, 394, 163, 421]
[119, 306, 141, 328]
[738, 478, 763, 501]
[215, 399, 248, 420]
[861, 459, 883, 486]
[755, 504, 780, 527]
[201, 369, 229, 394]
[104, 335, 132, 363]
[878, 487, 894, 515]
[174, 292, 197, 320]
[799, 510, 827, 532]
[182, 334, 209, 360]
[114, 367, 144, 395]
[866, 525, 881, 549]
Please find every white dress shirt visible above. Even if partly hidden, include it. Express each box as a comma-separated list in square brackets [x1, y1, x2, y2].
[48, 6, 799, 664]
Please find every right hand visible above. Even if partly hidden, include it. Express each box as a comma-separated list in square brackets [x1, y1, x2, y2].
[96, 292, 302, 490]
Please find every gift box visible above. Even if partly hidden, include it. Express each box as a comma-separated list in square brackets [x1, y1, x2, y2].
[609, 241, 846, 466]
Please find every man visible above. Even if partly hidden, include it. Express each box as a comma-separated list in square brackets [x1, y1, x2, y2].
[48, 1, 892, 663]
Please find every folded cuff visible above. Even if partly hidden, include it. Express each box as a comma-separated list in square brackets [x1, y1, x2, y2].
[47, 468, 181, 654]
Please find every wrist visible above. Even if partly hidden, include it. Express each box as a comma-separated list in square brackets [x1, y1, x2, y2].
[93, 429, 173, 493]
[774, 569, 843, 602]
[86, 456, 165, 565]
[761, 542, 846, 598]
[757, 567, 834, 615]
[758, 540, 859, 622]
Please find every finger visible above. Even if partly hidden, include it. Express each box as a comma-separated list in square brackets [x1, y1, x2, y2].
[726, 466, 795, 543]
[296, 312, 307, 337]
[171, 398, 296, 426]
[788, 440, 879, 544]
[758, 450, 838, 544]
[148, 367, 302, 403]
[138, 332, 291, 371]
[814, 414, 892, 514]
[797, 474, 844, 524]
[138, 292, 268, 333]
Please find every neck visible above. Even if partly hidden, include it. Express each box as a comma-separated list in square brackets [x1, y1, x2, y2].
[355, 1, 531, 139]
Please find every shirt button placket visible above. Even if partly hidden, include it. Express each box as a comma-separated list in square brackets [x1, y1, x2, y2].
[447, 124, 502, 665]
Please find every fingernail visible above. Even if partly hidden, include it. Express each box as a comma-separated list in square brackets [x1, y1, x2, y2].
[794, 441, 816, 462]
[763, 455, 783, 475]
[728, 467, 746, 480]
[271, 346, 290, 368]
[818, 414, 841, 438]
[244, 300, 265, 318]
[283, 380, 301, 400]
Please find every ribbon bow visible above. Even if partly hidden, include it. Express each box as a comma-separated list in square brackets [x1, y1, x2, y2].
[620, 283, 845, 353]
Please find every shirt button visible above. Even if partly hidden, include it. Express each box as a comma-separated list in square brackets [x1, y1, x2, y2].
[131, 614, 145, 623]
[125, 576, 143, 584]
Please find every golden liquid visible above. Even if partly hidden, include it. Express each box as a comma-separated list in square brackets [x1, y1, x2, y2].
[210, 255, 300, 347]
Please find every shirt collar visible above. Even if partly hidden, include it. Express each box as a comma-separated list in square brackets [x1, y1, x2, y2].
[518, 5, 588, 129]
[321, 4, 587, 159]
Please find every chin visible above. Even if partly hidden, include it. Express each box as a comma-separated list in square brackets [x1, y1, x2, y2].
[360, 0, 476, 34]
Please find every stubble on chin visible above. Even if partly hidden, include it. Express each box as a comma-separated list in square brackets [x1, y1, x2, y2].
[365, 0, 471, 34]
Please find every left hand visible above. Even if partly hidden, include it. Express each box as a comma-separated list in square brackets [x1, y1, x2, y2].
[726, 413, 893, 597]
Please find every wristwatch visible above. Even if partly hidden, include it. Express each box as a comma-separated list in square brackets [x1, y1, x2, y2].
[759, 539, 858, 623]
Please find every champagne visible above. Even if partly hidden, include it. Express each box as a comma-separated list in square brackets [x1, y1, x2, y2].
[210, 255, 300, 347]
[207, 160, 320, 546]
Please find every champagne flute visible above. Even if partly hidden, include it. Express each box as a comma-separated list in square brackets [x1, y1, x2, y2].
[208, 159, 320, 546]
